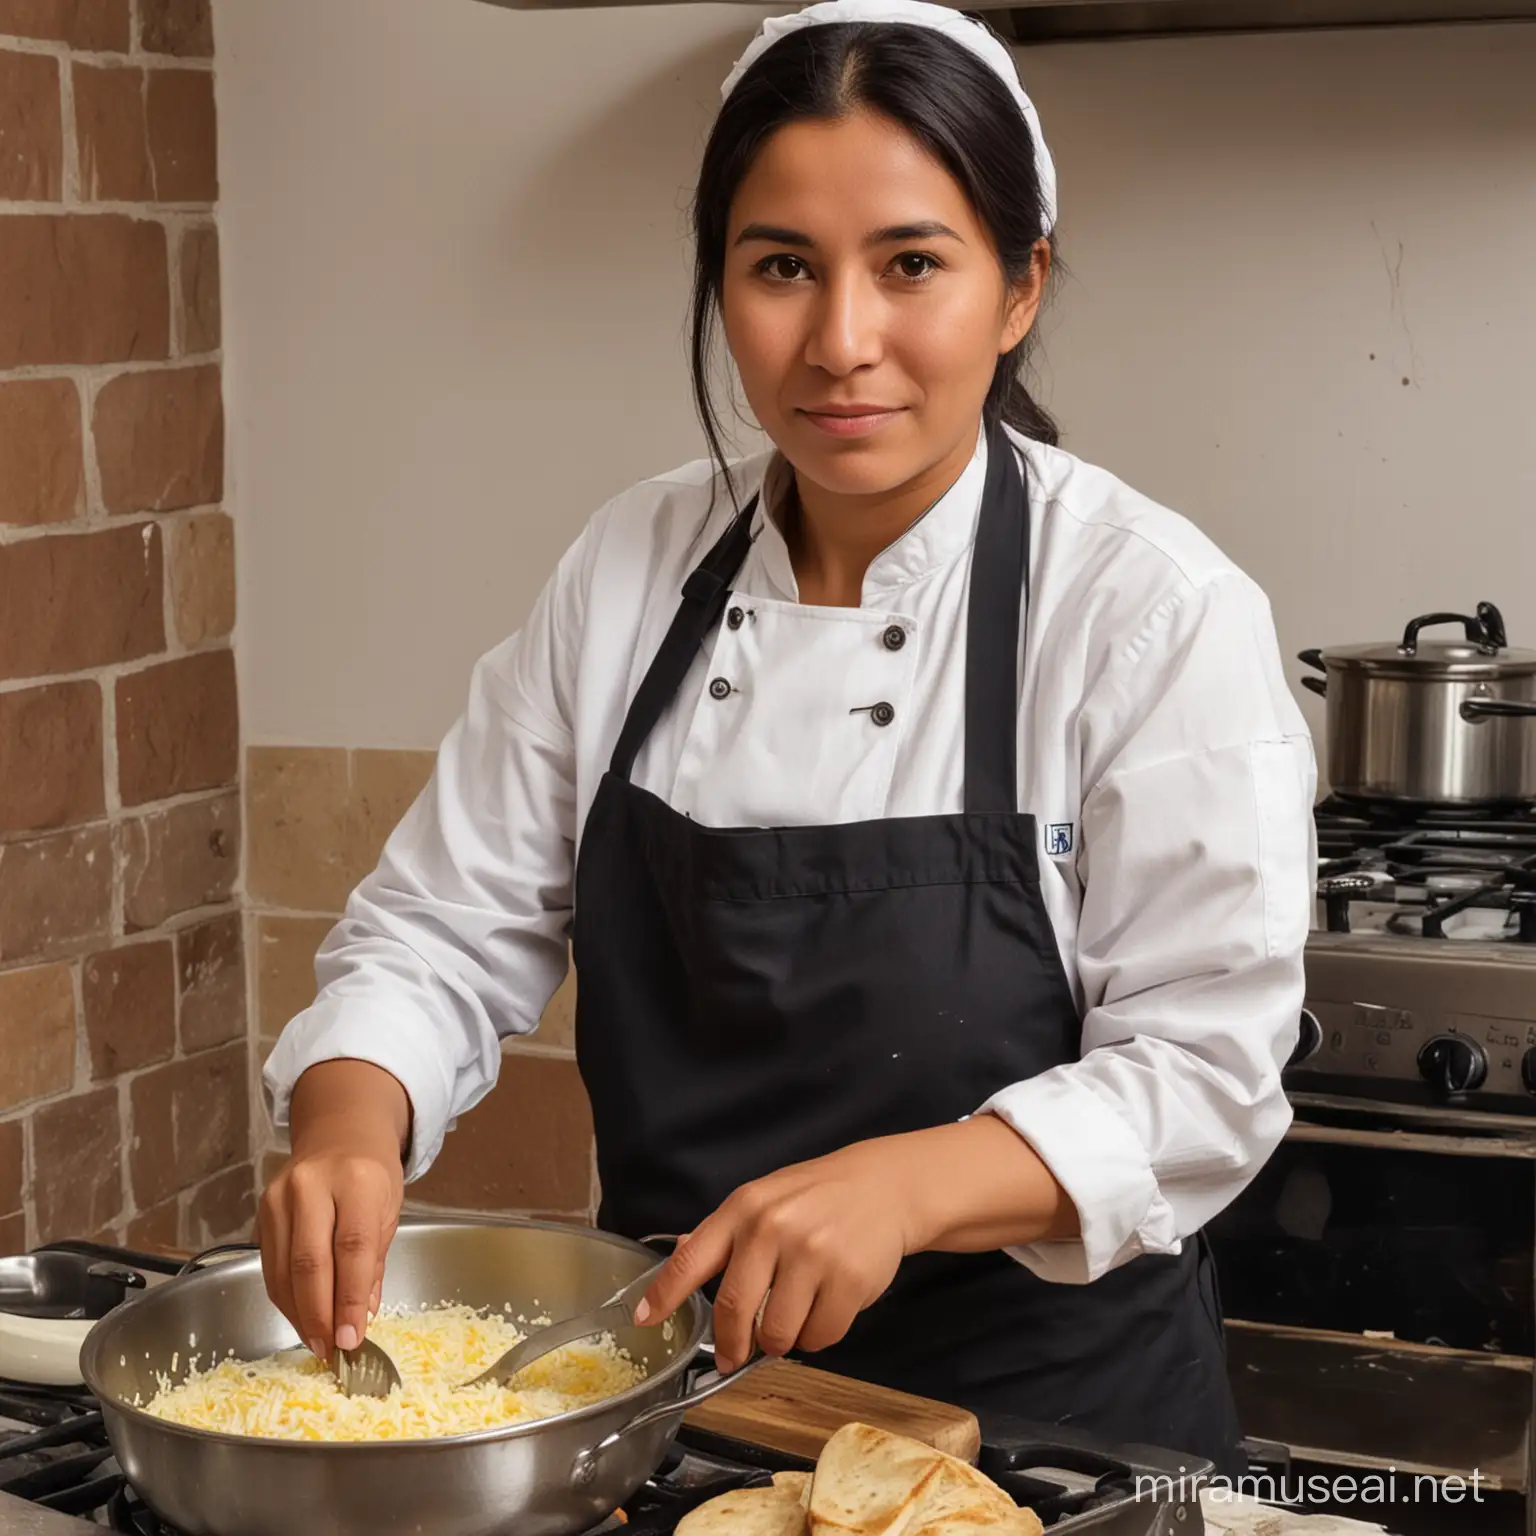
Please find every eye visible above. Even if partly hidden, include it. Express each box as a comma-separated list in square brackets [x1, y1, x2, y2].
[755, 254, 810, 282]
[893, 252, 942, 282]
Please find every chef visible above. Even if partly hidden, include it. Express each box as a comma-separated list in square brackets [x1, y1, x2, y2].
[260, 0, 1316, 1475]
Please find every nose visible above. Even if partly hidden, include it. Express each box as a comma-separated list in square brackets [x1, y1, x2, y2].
[801, 267, 884, 376]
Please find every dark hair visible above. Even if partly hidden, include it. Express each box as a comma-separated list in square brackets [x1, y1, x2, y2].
[687, 16, 1059, 515]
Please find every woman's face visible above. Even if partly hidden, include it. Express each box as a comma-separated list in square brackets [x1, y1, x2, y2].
[721, 109, 1045, 501]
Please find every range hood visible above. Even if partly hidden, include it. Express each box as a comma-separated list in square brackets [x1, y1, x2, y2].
[477, 0, 1536, 39]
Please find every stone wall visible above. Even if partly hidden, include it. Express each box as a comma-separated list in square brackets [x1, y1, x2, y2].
[0, 0, 251, 1255]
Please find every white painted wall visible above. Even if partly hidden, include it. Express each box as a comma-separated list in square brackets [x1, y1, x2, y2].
[214, 0, 1536, 760]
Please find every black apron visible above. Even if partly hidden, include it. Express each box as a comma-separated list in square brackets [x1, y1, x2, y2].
[571, 419, 1244, 1474]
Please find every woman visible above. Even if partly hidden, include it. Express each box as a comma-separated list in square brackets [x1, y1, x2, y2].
[260, 0, 1316, 1475]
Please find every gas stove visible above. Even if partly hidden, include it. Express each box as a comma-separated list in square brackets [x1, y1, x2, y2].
[0, 1378, 1209, 1535]
[1292, 797, 1536, 1119]
[1313, 796, 1536, 944]
[1200, 794, 1536, 1522]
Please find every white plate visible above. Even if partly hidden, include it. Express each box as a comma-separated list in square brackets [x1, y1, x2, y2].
[0, 1310, 92, 1385]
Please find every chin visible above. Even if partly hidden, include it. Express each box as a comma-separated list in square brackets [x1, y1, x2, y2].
[778, 417, 918, 494]
[792, 453, 909, 500]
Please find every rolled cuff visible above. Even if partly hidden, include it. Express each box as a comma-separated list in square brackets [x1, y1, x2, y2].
[976, 1071, 1181, 1284]
[261, 998, 460, 1184]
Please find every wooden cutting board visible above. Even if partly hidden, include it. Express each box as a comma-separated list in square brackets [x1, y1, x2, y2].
[684, 1359, 982, 1463]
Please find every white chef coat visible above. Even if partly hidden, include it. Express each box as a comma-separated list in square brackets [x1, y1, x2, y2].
[263, 420, 1318, 1286]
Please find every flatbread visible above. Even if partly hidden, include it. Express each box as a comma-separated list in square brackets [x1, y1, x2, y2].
[809, 1421, 946, 1536]
[774, 1471, 814, 1509]
[677, 1485, 809, 1536]
[909, 1455, 1022, 1526]
[808, 1422, 1043, 1536]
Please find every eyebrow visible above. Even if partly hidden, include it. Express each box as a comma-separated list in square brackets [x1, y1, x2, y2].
[733, 220, 964, 250]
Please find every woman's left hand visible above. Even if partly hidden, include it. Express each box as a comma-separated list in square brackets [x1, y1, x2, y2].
[635, 1117, 1078, 1373]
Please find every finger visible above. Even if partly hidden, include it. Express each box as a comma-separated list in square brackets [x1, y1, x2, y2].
[712, 1235, 778, 1375]
[257, 1183, 284, 1314]
[635, 1220, 734, 1329]
[331, 1193, 381, 1353]
[754, 1259, 822, 1359]
[258, 1178, 299, 1338]
[795, 1274, 866, 1355]
[288, 1175, 338, 1359]
[368, 1189, 400, 1321]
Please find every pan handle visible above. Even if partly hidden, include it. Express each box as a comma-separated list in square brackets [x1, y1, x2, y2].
[177, 1242, 260, 1277]
[570, 1351, 770, 1488]
[1462, 698, 1536, 722]
[1301, 677, 1327, 697]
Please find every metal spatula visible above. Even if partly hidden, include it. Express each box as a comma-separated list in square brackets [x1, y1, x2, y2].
[459, 1257, 669, 1391]
[331, 1337, 402, 1399]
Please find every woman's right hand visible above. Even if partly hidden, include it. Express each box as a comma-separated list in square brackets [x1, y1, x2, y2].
[258, 1059, 411, 1360]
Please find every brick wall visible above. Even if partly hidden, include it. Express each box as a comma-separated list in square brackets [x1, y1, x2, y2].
[0, 0, 252, 1255]
[246, 747, 595, 1223]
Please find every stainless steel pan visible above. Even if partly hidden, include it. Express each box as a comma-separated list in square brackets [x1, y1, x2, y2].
[79, 1217, 760, 1536]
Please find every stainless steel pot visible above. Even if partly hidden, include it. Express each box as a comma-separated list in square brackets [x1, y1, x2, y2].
[79, 1218, 760, 1536]
[1300, 601, 1536, 807]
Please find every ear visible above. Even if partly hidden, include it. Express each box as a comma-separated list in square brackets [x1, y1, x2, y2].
[999, 239, 1051, 355]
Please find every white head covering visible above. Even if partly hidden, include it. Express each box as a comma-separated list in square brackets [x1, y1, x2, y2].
[719, 0, 1056, 233]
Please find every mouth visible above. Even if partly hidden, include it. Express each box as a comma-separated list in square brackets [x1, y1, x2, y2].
[796, 406, 907, 439]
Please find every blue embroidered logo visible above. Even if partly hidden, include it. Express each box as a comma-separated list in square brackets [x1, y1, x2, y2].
[1045, 823, 1074, 857]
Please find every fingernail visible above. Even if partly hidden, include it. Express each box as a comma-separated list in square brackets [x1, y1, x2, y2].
[308, 1337, 327, 1360]
[633, 1299, 651, 1325]
[335, 1324, 359, 1351]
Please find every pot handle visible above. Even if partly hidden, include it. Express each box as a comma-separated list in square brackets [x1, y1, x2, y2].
[1461, 697, 1536, 722]
[31, 1239, 183, 1277]
[570, 1350, 770, 1488]
[177, 1242, 260, 1277]
[1401, 603, 1507, 656]
[85, 1262, 146, 1292]
[1297, 650, 1327, 697]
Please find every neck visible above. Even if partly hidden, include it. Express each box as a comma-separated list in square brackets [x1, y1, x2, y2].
[782, 423, 982, 607]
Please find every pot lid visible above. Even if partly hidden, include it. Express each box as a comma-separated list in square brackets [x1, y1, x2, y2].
[1319, 603, 1536, 679]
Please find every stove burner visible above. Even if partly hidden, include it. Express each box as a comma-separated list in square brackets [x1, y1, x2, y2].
[1315, 798, 1536, 939]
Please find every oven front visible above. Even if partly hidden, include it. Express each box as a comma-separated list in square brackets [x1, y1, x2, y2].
[1205, 938, 1536, 1532]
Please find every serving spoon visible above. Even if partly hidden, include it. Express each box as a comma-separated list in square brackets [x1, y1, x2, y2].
[271, 1334, 402, 1399]
[331, 1336, 403, 1399]
[459, 1257, 669, 1391]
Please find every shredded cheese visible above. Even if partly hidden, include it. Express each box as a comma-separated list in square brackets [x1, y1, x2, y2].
[142, 1303, 647, 1442]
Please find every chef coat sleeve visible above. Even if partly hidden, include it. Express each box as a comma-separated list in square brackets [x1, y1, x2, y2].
[260, 516, 600, 1183]
[977, 569, 1317, 1284]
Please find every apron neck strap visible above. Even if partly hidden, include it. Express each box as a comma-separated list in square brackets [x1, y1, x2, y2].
[964, 418, 1030, 815]
[608, 494, 759, 781]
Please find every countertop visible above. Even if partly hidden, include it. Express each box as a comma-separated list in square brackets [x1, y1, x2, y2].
[0, 1486, 1398, 1534]
[0, 1492, 93, 1533]
[1201, 1491, 1393, 1534]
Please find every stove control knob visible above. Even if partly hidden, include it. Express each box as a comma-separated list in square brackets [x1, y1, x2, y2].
[1520, 1048, 1536, 1096]
[1287, 1009, 1323, 1068]
[1417, 1034, 1487, 1095]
